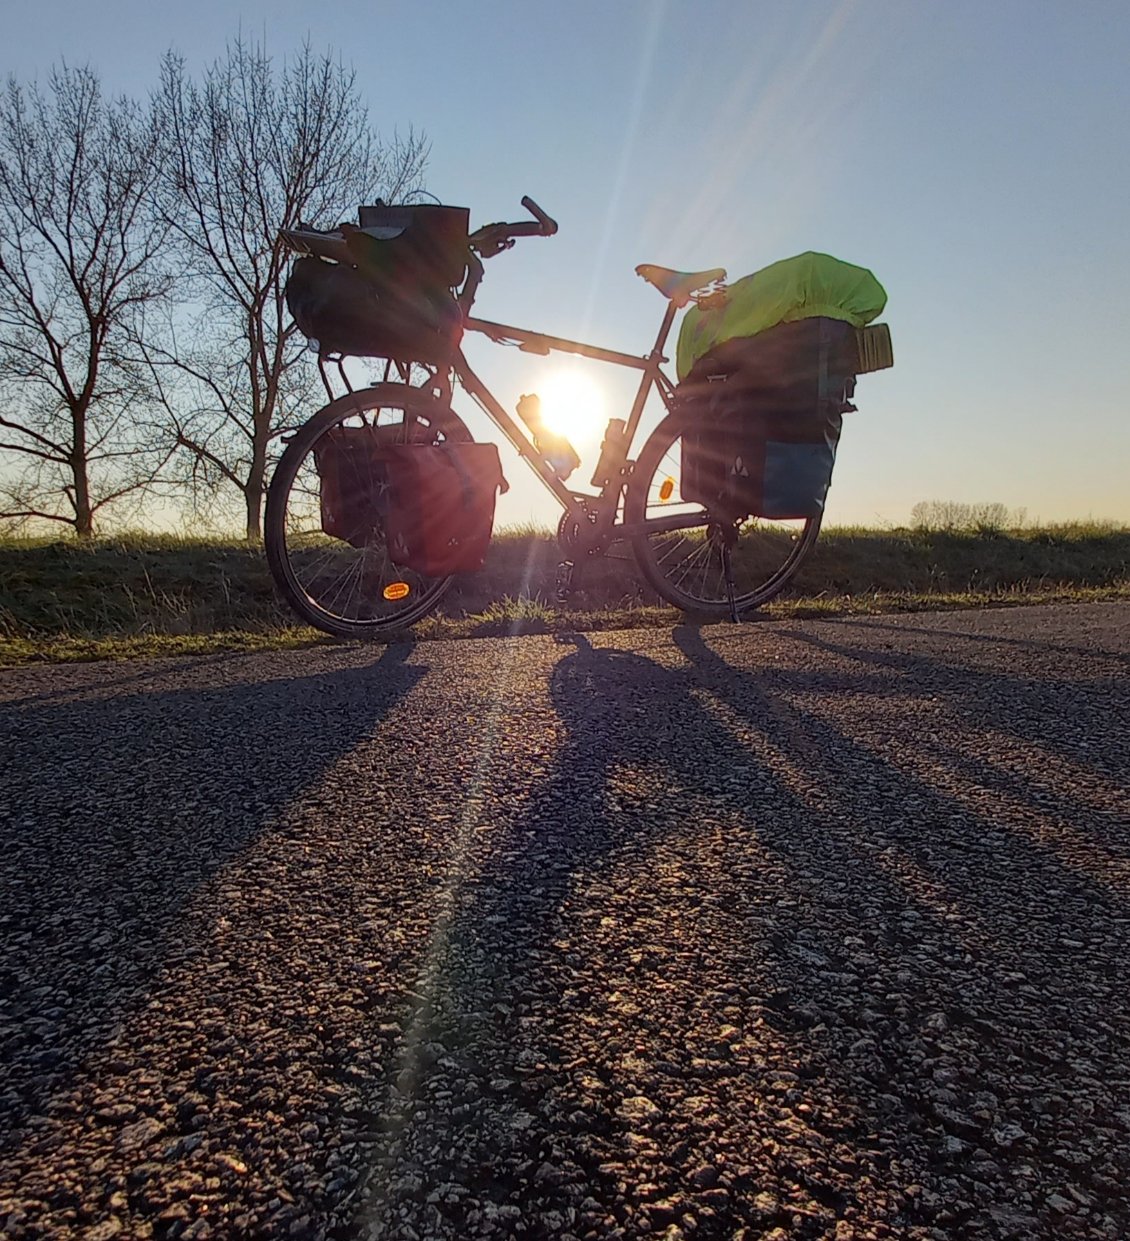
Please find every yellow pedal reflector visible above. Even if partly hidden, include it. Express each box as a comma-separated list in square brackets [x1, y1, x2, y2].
[659, 477, 675, 502]
[383, 582, 411, 601]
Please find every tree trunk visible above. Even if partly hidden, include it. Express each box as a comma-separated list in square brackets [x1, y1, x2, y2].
[73, 454, 94, 538]
[71, 399, 94, 538]
[243, 486, 261, 541]
[244, 399, 271, 541]
[244, 471, 264, 542]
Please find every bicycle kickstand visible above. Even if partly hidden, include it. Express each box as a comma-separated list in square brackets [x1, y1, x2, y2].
[722, 544, 740, 623]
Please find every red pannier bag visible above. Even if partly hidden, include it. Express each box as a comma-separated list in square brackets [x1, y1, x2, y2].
[313, 425, 396, 549]
[381, 442, 507, 576]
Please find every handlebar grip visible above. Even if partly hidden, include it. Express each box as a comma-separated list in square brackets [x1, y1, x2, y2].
[521, 195, 558, 236]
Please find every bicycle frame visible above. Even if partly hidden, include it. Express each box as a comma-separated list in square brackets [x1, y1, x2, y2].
[451, 300, 704, 552]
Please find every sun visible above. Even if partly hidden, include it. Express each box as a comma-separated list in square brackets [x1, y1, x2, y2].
[536, 368, 607, 446]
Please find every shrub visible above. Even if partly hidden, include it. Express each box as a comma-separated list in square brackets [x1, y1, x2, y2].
[911, 501, 1027, 533]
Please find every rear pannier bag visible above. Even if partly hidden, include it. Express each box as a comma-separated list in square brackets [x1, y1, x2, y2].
[285, 204, 470, 364]
[381, 443, 507, 577]
[678, 317, 858, 521]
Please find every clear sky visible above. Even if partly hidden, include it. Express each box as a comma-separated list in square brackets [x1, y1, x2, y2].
[8, 0, 1130, 529]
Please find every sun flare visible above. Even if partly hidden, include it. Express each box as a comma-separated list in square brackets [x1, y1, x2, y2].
[536, 368, 607, 445]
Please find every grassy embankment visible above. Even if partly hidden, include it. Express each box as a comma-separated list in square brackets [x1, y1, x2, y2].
[1, 523, 1127, 666]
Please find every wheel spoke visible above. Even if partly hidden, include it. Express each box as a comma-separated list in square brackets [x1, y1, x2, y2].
[655, 533, 691, 569]
[341, 551, 371, 619]
[321, 554, 364, 615]
[670, 537, 714, 592]
[712, 552, 727, 602]
[294, 539, 344, 590]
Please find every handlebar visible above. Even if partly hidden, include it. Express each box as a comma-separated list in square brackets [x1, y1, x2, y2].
[279, 195, 557, 262]
[469, 196, 558, 257]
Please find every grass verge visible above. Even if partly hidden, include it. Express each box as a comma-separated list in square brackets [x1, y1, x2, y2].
[2, 581, 1127, 668]
[3, 524, 1127, 667]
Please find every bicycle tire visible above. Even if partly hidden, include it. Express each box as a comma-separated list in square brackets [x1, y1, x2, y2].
[265, 384, 472, 639]
[626, 409, 821, 617]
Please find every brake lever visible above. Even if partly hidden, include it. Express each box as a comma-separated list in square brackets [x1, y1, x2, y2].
[472, 235, 516, 258]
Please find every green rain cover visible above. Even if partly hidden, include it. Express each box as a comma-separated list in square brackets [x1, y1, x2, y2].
[676, 251, 887, 380]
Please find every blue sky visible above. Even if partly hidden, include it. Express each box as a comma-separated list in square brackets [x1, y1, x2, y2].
[8, 0, 1130, 528]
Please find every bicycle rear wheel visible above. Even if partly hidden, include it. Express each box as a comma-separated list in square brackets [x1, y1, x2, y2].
[265, 384, 471, 638]
[626, 410, 821, 617]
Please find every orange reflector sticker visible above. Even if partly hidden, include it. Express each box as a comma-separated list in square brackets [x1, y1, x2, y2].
[383, 582, 411, 601]
[659, 477, 675, 502]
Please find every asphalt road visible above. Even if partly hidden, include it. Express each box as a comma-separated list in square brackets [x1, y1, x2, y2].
[1, 603, 1128, 1241]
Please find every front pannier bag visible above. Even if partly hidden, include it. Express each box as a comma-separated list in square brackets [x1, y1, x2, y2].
[381, 443, 507, 577]
[285, 204, 469, 364]
[313, 426, 395, 549]
[314, 431, 507, 574]
[679, 317, 859, 521]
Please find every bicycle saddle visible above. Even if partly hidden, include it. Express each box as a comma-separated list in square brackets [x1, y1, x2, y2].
[635, 264, 727, 307]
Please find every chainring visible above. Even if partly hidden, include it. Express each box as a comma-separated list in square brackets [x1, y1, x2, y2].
[556, 500, 603, 555]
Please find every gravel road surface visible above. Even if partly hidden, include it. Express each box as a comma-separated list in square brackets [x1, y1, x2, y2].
[1, 603, 1128, 1241]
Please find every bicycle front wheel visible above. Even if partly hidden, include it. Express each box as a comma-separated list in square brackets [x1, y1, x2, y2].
[626, 411, 821, 617]
[265, 384, 472, 639]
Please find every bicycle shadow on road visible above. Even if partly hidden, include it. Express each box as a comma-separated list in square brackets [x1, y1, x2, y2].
[766, 617, 1129, 811]
[0, 641, 425, 1143]
[667, 621, 1130, 1231]
[832, 610, 1130, 670]
[365, 622, 1130, 1238]
[364, 630, 819, 1233]
[366, 630, 896, 1233]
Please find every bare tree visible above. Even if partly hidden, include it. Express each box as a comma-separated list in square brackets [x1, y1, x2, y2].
[0, 65, 172, 536]
[149, 41, 429, 540]
[911, 500, 1027, 533]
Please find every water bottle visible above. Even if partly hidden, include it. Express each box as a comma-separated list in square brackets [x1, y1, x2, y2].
[516, 394, 581, 481]
[590, 418, 628, 488]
